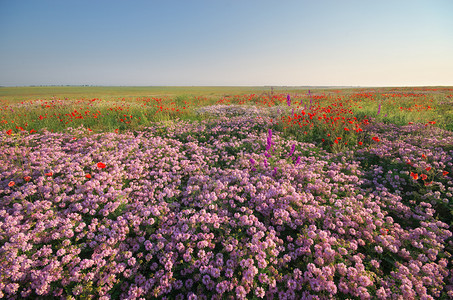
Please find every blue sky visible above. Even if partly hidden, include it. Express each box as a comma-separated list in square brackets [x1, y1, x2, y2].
[1, 0, 452, 86]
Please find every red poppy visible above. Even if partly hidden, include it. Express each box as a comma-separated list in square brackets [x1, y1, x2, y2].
[6, 129, 12, 135]
[85, 174, 92, 179]
[410, 172, 418, 180]
[422, 154, 426, 159]
[344, 127, 350, 131]
[372, 136, 380, 142]
[443, 171, 449, 176]
[420, 174, 428, 180]
[8, 181, 15, 187]
[425, 167, 431, 172]
[29, 129, 37, 134]
[24, 176, 31, 182]
[45, 172, 53, 177]
[424, 181, 432, 186]
[358, 141, 363, 146]
[97, 162, 106, 169]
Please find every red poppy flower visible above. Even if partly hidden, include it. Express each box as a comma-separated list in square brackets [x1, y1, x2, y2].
[443, 171, 449, 176]
[24, 176, 31, 182]
[6, 129, 12, 135]
[425, 167, 431, 172]
[420, 174, 428, 180]
[372, 136, 380, 142]
[45, 172, 53, 177]
[29, 129, 37, 134]
[97, 162, 106, 169]
[344, 127, 350, 131]
[8, 181, 15, 187]
[422, 154, 426, 159]
[424, 181, 432, 186]
[358, 141, 363, 146]
[85, 174, 92, 179]
[410, 172, 418, 180]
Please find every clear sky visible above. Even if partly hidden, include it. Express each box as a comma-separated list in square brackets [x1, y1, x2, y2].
[1, 0, 452, 87]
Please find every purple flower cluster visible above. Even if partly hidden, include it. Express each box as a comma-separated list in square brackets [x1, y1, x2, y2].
[0, 116, 451, 299]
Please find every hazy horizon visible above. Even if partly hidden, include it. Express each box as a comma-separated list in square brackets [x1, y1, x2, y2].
[1, 0, 452, 87]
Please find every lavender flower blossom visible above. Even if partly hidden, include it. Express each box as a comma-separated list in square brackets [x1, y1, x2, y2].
[250, 158, 256, 171]
[0, 113, 452, 299]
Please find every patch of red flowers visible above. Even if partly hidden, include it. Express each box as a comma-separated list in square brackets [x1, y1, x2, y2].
[97, 162, 106, 169]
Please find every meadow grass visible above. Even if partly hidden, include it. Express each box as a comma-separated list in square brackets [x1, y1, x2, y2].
[0, 86, 316, 102]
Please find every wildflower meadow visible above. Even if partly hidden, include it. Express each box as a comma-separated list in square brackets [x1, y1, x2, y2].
[0, 86, 452, 299]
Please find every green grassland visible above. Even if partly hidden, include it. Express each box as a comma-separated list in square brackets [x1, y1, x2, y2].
[0, 86, 305, 102]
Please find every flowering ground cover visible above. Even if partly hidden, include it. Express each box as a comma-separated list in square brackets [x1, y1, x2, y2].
[0, 87, 452, 299]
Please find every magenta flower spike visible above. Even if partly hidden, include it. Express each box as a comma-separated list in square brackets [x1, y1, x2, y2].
[287, 94, 291, 106]
[266, 129, 273, 152]
[288, 144, 296, 157]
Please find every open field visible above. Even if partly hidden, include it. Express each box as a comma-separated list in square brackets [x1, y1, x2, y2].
[1, 86, 453, 299]
[0, 86, 329, 103]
